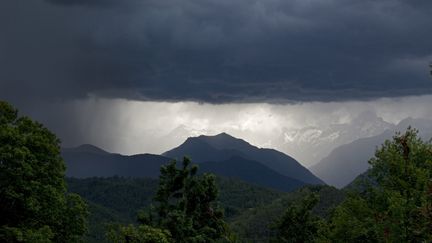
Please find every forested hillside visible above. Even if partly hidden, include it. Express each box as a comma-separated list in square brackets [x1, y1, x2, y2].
[63, 133, 324, 193]
[4, 101, 432, 242]
[229, 186, 345, 242]
[67, 176, 288, 242]
[3, 0, 432, 240]
[68, 176, 348, 242]
[20, 123, 432, 242]
[164, 133, 324, 185]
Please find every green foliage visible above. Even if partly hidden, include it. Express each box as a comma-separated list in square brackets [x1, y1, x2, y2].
[67, 177, 159, 221]
[67, 176, 285, 242]
[0, 226, 54, 243]
[66, 126, 432, 242]
[107, 224, 172, 243]
[328, 128, 432, 242]
[216, 177, 285, 219]
[0, 101, 88, 242]
[327, 193, 380, 242]
[83, 201, 128, 243]
[272, 192, 323, 243]
[269, 128, 432, 242]
[66, 177, 159, 242]
[230, 186, 345, 242]
[150, 157, 229, 242]
[110, 158, 231, 242]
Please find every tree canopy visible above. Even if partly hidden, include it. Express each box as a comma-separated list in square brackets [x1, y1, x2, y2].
[272, 192, 324, 243]
[0, 101, 88, 242]
[110, 157, 231, 243]
[328, 128, 432, 242]
[272, 128, 432, 242]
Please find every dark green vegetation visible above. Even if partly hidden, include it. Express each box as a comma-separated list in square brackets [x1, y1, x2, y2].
[326, 128, 432, 242]
[69, 175, 344, 242]
[3, 99, 432, 242]
[311, 118, 432, 188]
[272, 193, 322, 242]
[101, 157, 237, 242]
[260, 128, 432, 242]
[0, 101, 88, 242]
[67, 177, 159, 242]
[67, 175, 288, 242]
[230, 186, 345, 242]
[63, 134, 324, 193]
[229, 128, 432, 242]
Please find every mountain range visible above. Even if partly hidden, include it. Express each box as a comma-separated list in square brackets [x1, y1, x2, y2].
[274, 111, 395, 167]
[163, 133, 323, 185]
[155, 111, 395, 168]
[311, 118, 432, 188]
[64, 119, 432, 191]
[63, 144, 171, 178]
[63, 133, 324, 192]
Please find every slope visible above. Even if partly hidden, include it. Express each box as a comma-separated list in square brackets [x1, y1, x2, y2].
[67, 176, 287, 242]
[163, 133, 324, 185]
[199, 156, 305, 192]
[62, 145, 172, 178]
[311, 118, 432, 188]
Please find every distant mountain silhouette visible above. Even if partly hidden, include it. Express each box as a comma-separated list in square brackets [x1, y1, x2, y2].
[163, 133, 324, 185]
[63, 145, 306, 191]
[63, 144, 110, 155]
[274, 110, 394, 167]
[199, 156, 305, 192]
[198, 132, 256, 152]
[310, 130, 393, 188]
[161, 135, 247, 162]
[63, 133, 323, 191]
[311, 118, 432, 188]
[62, 147, 172, 178]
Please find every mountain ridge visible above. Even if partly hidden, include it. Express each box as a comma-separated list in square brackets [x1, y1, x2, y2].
[164, 133, 324, 185]
[311, 118, 432, 188]
[63, 133, 323, 191]
[199, 156, 305, 192]
[62, 144, 110, 155]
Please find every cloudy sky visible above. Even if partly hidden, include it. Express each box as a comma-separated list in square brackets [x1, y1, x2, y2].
[1, 0, 431, 166]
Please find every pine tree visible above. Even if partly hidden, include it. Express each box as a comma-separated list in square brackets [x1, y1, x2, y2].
[111, 157, 230, 243]
[272, 192, 323, 243]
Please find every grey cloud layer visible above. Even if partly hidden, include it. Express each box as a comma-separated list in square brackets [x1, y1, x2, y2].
[1, 0, 431, 104]
[23, 96, 432, 166]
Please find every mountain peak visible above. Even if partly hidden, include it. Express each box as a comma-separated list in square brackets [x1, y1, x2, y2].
[194, 132, 255, 151]
[197, 132, 235, 139]
[214, 132, 233, 137]
[66, 144, 109, 155]
[397, 117, 432, 131]
[163, 133, 324, 185]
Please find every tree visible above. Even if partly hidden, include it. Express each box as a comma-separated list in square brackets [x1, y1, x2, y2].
[0, 101, 88, 242]
[111, 157, 231, 243]
[327, 192, 381, 242]
[329, 128, 432, 242]
[272, 192, 324, 243]
[107, 224, 172, 243]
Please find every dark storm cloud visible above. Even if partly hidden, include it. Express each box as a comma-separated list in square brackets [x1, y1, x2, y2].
[46, 0, 115, 7]
[1, 0, 432, 104]
[45, 0, 141, 8]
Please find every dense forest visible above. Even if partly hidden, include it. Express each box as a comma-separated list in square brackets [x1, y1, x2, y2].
[67, 176, 343, 242]
[2, 100, 432, 242]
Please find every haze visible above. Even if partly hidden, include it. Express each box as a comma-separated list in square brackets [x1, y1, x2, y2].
[1, 0, 432, 167]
